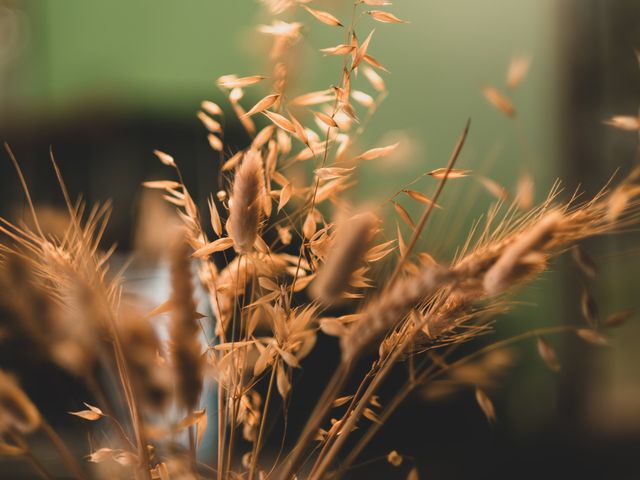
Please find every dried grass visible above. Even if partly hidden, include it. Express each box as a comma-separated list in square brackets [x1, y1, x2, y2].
[1, 2, 640, 480]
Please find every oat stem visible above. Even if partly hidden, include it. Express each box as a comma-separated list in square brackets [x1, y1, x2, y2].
[336, 325, 578, 475]
[388, 119, 470, 287]
[40, 419, 87, 480]
[249, 362, 278, 480]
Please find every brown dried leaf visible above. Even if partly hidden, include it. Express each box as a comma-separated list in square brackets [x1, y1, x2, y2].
[313, 111, 339, 128]
[483, 86, 515, 117]
[201, 100, 223, 116]
[69, 403, 104, 421]
[245, 94, 281, 117]
[302, 5, 343, 27]
[396, 224, 406, 257]
[303, 213, 317, 239]
[428, 168, 471, 179]
[352, 30, 375, 70]
[331, 395, 354, 408]
[387, 450, 403, 467]
[366, 10, 407, 23]
[207, 134, 223, 152]
[537, 336, 560, 372]
[363, 66, 386, 92]
[198, 111, 222, 133]
[475, 387, 496, 423]
[403, 190, 442, 208]
[143, 180, 182, 190]
[364, 54, 389, 72]
[357, 142, 399, 160]
[258, 276, 278, 292]
[278, 183, 293, 212]
[604, 309, 634, 329]
[604, 115, 640, 131]
[393, 202, 415, 228]
[289, 89, 335, 106]
[153, 149, 176, 167]
[478, 176, 510, 201]
[576, 329, 610, 347]
[516, 172, 534, 210]
[407, 467, 419, 480]
[363, 407, 383, 424]
[506, 56, 531, 89]
[208, 196, 222, 237]
[571, 246, 597, 279]
[320, 44, 356, 55]
[217, 74, 266, 89]
[192, 237, 234, 257]
[580, 288, 598, 325]
[222, 151, 243, 172]
[263, 110, 296, 133]
[276, 366, 291, 399]
[315, 166, 355, 181]
[87, 448, 116, 463]
[176, 409, 207, 431]
[320, 318, 347, 337]
[351, 90, 375, 108]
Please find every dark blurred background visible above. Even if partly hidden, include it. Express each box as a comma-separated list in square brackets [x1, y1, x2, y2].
[1, 0, 640, 478]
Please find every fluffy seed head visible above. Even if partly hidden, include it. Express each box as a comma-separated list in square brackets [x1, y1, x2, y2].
[311, 211, 379, 303]
[169, 233, 204, 410]
[228, 149, 265, 253]
[117, 310, 173, 411]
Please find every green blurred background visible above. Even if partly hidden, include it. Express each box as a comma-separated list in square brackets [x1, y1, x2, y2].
[1, 0, 640, 478]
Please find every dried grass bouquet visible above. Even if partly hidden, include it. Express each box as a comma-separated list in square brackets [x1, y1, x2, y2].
[1, 1, 640, 479]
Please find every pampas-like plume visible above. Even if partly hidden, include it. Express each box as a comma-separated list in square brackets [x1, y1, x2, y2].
[169, 234, 204, 411]
[117, 310, 173, 412]
[0, 253, 98, 377]
[311, 211, 378, 303]
[0, 370, 41, 435]
[228, 149, 265, 253]
[342, 190, 640, 362]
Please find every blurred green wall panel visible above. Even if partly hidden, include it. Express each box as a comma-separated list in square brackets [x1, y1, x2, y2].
[21, 0, 256, 110]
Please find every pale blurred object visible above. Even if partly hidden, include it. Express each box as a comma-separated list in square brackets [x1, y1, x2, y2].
[133, 189, 181, 266]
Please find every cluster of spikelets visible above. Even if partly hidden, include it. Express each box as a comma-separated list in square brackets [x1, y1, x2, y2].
[2, 1, 640, 479]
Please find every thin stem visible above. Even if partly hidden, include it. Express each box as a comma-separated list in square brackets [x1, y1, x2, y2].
[310, 294, 453, 480]
[24, 450, 54, 480]
[84, 374, 135, 450]
[309, 364, 379, 475]
[189, 425, 197, 474]
[216, 381, 225, 480]
[40, 419, 87, 480]
[388, 119, 471, 287]
[249, 362, 278, 480]
[4, 143, 44, 238]
[335, 325, 580, 476]
[278, 360, 351, 479]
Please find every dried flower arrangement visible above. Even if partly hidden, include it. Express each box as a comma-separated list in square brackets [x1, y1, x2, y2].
[1, 1, 640, 479]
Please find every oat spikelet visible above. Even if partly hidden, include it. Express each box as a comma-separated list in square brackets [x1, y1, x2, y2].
[0, 371, 41, 434]
[169, 234, 204, 410]
[228, 150, 265, 253]
[311, 212, 378, 303]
